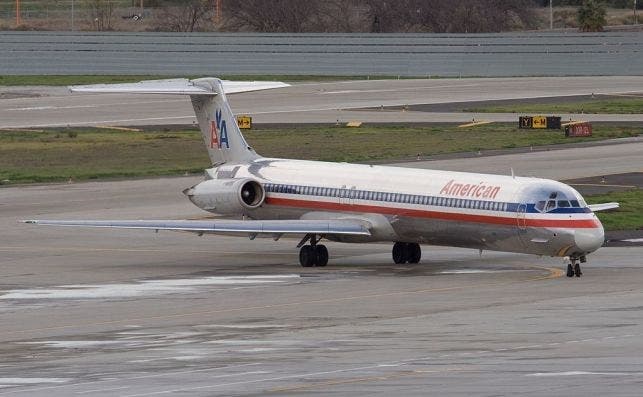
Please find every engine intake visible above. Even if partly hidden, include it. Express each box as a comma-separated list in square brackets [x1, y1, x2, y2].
[184, 178, 265, 215]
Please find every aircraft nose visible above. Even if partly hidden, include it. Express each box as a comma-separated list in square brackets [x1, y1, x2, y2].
[574, 225, 605, 254]
[183, 187, 195, 197]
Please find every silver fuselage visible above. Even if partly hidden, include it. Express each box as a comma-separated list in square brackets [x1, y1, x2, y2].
[190, 158, 604, 258]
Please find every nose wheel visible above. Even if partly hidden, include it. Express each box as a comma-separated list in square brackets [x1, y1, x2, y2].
[566, 256, 584, 277]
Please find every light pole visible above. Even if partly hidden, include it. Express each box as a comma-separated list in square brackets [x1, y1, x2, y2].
[71, 0, 75, 31]
[16, 0, 20, 27]
[550, 0, 553, 30]
[215, 0, 222, 25]
[635, 0, 639, 25]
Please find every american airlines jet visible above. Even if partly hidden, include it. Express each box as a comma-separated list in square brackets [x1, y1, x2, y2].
[25, 78, 618, 278]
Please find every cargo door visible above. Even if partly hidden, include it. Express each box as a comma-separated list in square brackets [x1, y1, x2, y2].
[516, 204, 527, 230]
[516, 203, 528, 245]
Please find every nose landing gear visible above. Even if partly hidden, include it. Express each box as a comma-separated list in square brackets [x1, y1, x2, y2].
[566, 255, 585, 277]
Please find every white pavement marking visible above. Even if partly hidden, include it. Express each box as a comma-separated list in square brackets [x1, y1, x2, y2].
[527, 371, 642, 377]
[0, 379, 69, 385]
[1, 275, 300, 300]
[1, 333, 639, 395]
[0, 363, 263, 395]
[75, 386, 130, 394]
[3, 115, 195, 129]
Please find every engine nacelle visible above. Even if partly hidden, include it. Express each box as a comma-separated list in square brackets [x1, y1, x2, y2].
[184, 178, 265, 215]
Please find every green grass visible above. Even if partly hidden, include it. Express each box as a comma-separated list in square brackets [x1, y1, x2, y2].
[244, 123, 641, 162]
[0, 74, 429, 86]
[464, 97, 643, 114]
[0, 128, 209, 184]
[586, 189, 643, 231]
[0, 123, 641, 185]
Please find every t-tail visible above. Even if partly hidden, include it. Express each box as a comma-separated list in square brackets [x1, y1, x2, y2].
[190, 78, 258, 165]
[69, 77, 289, 165]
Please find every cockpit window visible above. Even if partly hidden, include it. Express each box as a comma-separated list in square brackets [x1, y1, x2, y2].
[545, 200, 556, 211]
[530, 187, 587, 213]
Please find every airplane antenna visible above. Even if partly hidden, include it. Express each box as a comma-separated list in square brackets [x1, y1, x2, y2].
[511, 168, 515, 179]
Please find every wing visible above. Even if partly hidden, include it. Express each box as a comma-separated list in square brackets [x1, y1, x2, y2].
[22, 219, 371, 238]
[69, 79, 290, 96]
[587, 202, 619, 212]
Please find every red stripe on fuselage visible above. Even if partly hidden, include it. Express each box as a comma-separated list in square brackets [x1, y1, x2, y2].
[265, 197, 601, 229]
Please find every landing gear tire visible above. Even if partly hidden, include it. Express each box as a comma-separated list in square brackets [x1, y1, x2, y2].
[566, 263, 574, 278]
[299, 245, 315, 267]
[314, 245, 329, 267]
[408, 243, 421, 264]
[392, 242, 421, 264]
[393, 242, 407, 264]
[574, 263, 582, 277]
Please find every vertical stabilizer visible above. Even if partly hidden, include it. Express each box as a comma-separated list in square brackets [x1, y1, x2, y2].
[190, 78, 260, 165]
[69, 77, 288, 165]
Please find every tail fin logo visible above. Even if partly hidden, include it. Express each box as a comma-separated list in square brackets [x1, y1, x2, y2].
[209, 109, 229, 149]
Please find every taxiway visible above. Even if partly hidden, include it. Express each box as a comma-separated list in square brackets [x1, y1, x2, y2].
[1, 76, 643, 128]
[1, 143, 642, 396]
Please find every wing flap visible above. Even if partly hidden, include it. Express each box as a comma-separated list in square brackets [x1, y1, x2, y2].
[587, 202, 619, 212]
[69, 78, 289, 96]
[23, 219, 371, 236]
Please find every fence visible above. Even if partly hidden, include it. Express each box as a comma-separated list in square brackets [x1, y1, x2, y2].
[0, 1, 171, 31]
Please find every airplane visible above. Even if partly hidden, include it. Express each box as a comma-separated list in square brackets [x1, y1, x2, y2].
[24, 77, 619, 278]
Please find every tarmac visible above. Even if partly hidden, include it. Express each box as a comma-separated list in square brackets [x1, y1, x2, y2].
[1, 75, 642, 395]
[1, 76, 643, 128]
[1, 142, 642, 396]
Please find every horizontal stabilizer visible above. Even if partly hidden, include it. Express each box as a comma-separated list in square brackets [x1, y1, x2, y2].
[23, 219, 371, 237]
[69, 78, 290, 95]
[587, 202, 619, 212]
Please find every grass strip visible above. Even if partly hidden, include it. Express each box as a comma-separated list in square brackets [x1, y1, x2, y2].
[0, 123, 640, 185]
[586, 189, 643, 231]
[464, 97, 643, 114]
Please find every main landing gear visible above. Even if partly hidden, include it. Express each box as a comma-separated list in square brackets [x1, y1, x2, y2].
[298, 234, 328, 267]
[297, 237, 422, 267]
[566, 255, 586, 278]
[392, 242, 421, 264]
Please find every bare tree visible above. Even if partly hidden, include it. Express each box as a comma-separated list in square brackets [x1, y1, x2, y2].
[155, 0, 214, 32]
[364, 0, 538, 33]
[84, 0, 115, 31]
[222, 0, 322, 32]
[317, 0, 369, 32]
